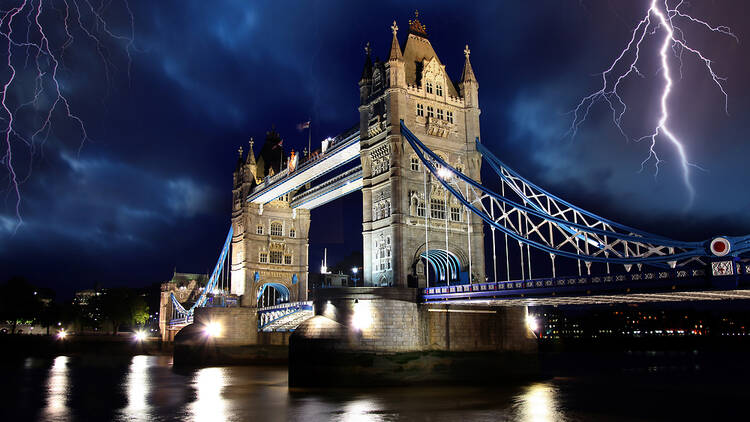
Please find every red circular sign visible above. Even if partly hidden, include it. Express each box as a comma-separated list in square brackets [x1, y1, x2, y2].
[710, 237, 731, 257]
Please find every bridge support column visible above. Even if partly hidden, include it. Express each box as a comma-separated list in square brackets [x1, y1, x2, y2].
[173, 307, 290, 366]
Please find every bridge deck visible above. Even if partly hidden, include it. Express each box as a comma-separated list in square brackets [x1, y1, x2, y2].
[423, 269, 750, 306]
[247, 129, 360, 205]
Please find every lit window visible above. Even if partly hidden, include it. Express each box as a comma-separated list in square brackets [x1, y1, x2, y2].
[257, 225, 263, 235]
[437, 109, 444, 120]
[375, 236, 391, 272]
[430, 198, 445, 219]
[436, 84, 443, 97]
[270, 222, 283, 236]
[284, 255, 292, 265]
[451, 206, 461, 221]
[446, 111, 454, 123]
[426, 81, 433, 94]
[259, 253, 268, 263]
[416, 103, 424, 117]
[289, 228, 296, 238]
[410, 156, 420, 171]
[270, 251, 283, 264]
[427, 106, 434, 118]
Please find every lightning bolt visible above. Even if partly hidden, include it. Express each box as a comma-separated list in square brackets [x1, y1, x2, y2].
[0, 0, 134, 234]
[567, 0, 736, 208]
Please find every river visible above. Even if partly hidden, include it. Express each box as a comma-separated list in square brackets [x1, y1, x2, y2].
[1, 354, 747, 421]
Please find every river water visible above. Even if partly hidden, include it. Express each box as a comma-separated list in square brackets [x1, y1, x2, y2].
[1, 354, 747, 421]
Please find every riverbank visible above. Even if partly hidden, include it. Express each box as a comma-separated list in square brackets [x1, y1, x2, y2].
[0, 334, 171, 358]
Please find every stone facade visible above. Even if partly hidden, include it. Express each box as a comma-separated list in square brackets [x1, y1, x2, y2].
[231, 134, 311, 308]
[358, 17, 485, 288]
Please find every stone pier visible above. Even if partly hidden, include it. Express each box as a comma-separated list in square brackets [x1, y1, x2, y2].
[289, 287, 538, 386]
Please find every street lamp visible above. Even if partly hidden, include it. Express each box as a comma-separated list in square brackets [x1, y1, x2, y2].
[351, 267, 359, 287]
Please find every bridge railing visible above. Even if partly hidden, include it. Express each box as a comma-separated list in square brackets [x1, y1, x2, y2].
[290, 165, 363, 207]
[422, 268, 712, 301]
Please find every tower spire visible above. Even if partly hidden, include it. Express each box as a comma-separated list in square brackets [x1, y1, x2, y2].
[460, 44, 477, 85]
[246, 137, 256, 165]
[388, 20, 403, 61]
[361, 41, 373, 80]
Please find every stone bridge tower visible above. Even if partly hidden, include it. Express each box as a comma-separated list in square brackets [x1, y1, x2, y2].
[359, 14, 485, 288]
[230, 130, 311, 307]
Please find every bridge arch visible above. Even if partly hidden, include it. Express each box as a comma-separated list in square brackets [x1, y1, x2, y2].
[413, 247, 469, 287]
[256, 283, 290, 308]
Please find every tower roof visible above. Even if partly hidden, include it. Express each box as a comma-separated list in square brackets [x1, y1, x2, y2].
[408, 10, 428, 37]
[460, 44, 478, 85]
[401, 12, 459, 97]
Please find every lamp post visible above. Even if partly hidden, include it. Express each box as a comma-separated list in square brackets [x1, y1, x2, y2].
[351, 267, 359, 287]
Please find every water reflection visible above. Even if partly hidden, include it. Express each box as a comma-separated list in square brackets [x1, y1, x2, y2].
[340, 398, 384, 422]
[513, 383, 564, 422]
[189, 367, 229, 421]
[120, 355, 151, 421]
[41, 356, 69, 421]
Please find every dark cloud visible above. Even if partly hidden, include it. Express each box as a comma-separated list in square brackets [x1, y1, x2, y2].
[1, 1, 749, 297]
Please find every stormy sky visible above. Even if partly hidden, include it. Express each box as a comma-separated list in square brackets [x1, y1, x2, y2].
[1, 1, 749, 297]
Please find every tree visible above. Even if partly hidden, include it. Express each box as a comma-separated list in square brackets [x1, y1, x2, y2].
[0, 277, 42, 333]
[101, 288, 149, 334]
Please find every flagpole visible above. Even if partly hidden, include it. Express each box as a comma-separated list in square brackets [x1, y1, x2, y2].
[307, 117, 311, 159]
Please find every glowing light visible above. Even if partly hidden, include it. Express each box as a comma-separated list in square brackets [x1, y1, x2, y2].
[57, 330, 67, 340]
[352, 267, 358, 274]
[526, 315, 539, 332]
[568, 0, 736, 208]
[204, 322, 222, 338]
[437, 167, 452, 180]
[134, 330, 147, 342]
[352, 300, 372, 331]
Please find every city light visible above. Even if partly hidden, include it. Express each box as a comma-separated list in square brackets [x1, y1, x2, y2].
[526, 315, 539, 332]
[134, 330, 147, 342]
[352, 267, 358, 274]
[437, 167, 452, 180]
[57, 330, 67, 340]
[204, 322, 223, 338]
[352, 300, 372, 331]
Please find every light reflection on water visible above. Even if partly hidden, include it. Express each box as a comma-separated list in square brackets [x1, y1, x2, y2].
[189, 367, 229, 421]
[7, 354, 743, 421]
[40, 356, 69, 422]
[120, 355, 151, 421]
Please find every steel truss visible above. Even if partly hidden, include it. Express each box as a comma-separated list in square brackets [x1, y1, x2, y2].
[170, 227, 233, 319]
[402, 120, 750, 270]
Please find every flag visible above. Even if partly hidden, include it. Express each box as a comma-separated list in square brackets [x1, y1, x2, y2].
[297, 120, 310, 131]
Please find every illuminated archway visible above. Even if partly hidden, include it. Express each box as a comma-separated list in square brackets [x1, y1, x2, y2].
[419, 249, 463, 286]
[257, 283, 290, 307]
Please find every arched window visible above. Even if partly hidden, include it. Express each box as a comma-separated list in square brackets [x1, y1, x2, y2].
[427, 106, 434, 118]
[257, 225, 263, 235]
[437, 109, 444, 120]
[436, 84, 443, 97]
[446, 111, 454, 123]
[426, 81, 433, 94]
[416, 103, 424, 117]
[270, 222, 283, 236]
[410, 156, 420, 171]
[289, 228, 296, 238]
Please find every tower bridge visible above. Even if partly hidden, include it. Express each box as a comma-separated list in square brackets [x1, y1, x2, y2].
[167, 13, 750, 382]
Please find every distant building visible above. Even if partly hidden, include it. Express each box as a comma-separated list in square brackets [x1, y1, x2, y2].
[158, 271, 208, 341]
